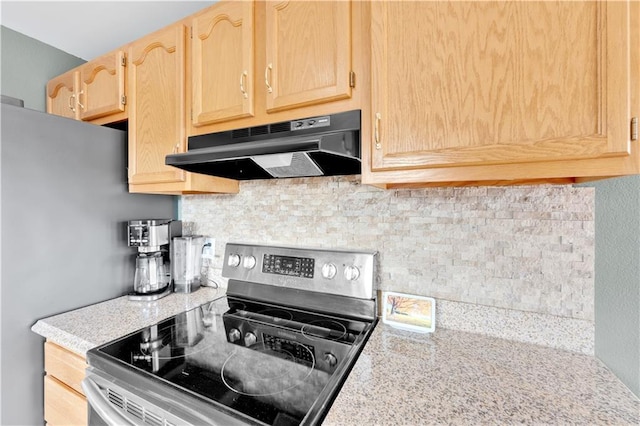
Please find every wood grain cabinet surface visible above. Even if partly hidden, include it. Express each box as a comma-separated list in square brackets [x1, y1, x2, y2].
[127, 23, 239, 194]
[46, 70, 79, 120]
[77, 50, 127, 122]
[43, 341, 87, 426]
[46, 50, 126, 125]
[264, 0, 353, 113]
[189, 0, 363, 135]
[45, 0, 639, 190]
[127, 23, 188, 187]
[191, 0, 255, 126]
[363, 0, 640, 187]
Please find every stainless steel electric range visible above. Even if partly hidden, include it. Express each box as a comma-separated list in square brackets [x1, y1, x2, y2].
[83, 243, 378, 426]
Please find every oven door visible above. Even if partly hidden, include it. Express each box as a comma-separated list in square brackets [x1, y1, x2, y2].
[82, 369, 247, 426]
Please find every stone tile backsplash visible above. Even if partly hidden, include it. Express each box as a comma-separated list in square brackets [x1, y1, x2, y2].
[182, 175, 595, 322]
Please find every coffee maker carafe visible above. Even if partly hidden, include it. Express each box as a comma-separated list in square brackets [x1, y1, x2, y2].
[127, 219, 182, 301]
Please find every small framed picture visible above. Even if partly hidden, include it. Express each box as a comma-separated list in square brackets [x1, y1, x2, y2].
[382, 292, 436, 333]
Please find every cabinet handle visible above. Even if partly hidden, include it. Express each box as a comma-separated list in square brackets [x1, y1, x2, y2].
[77, 90, 85, 110]
[240, 70, 248, 99]
[68, 94, 76, 112]
[172, 144, 180, 154]
[265, 63, 273, 94]
[375, 113, 382, 150]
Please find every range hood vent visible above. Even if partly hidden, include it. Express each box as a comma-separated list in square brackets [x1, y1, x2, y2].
[166, 110, 361, 181]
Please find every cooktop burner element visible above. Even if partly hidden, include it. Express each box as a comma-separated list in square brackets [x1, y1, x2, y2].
[221, 342, 316, 397]
[85, 243, 378, 426]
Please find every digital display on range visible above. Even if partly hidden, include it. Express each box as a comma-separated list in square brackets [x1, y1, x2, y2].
[263, 254, 314, 278]
[263, 334, 315, 364]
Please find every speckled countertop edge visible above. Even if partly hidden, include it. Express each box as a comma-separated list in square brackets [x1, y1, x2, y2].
[31, 287, 224, 356]
[324, 323, 639, 426]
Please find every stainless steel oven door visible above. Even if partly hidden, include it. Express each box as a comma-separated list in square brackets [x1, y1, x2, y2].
[82, 369, 247, 426]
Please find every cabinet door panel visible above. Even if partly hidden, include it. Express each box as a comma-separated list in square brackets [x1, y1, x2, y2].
[128, 25, 186, 185]
[371, 1, 631, 172]
[193, 1, 254, 126]
[265, 0, 352, 112]
[46, 71, 78, 120]
[78, 50, 126, 121]
[44, 375, 87, 426]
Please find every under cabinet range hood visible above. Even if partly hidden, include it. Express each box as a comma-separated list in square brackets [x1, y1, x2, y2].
[166, 110, 361, 180]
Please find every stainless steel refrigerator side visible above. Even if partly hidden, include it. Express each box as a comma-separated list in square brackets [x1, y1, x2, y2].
[0, 104, 175, 425]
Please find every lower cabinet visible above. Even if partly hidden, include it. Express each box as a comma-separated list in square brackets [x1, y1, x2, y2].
[43, 341, 87, 426]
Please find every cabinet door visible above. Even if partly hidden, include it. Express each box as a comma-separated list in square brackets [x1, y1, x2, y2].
[264, 1, 352, 113]
[78, 50, 126, 121]
[370, 1, 633, 173]
[44, 376, 87, 426]
[128, 24, 186, 185]
[192, 1, 254, 126]
[46, 71, 79, 120]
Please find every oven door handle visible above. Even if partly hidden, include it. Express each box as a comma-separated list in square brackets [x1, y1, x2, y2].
[82, 376, 136, 426]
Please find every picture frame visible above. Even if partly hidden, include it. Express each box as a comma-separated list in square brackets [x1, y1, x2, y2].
[382, 291, 436, 333]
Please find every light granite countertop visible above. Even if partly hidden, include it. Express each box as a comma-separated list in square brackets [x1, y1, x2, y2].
[324, 323, 640, 425]
[31, 286, 224, 356]
[32, 291, 639, 425]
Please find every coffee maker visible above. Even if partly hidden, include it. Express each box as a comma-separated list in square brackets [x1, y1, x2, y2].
[127, 219, 182, 301]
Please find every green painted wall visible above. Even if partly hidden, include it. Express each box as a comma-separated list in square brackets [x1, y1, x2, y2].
[1, 26, 85, 111]
[592, 175, 640, 397]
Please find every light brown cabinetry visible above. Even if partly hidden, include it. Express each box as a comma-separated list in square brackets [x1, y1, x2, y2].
[77, 50, 126, 122]
[363, 0, 640, 187]
[43, 340, 87, 426]
[263, 0, 353, 113]
[192, 1, 254, 126]
[189, 0, 364, 135]
[128, 24, 187, 186]
[128, 23, 238, 194]
[46, 50, 126, 124]
[46, 70, 78, 120]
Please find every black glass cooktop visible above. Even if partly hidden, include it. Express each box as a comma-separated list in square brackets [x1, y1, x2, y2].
[93, 296, 374, 425]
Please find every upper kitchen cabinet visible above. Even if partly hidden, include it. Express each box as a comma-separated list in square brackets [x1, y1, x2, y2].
[46, 70, 78, 120]
[46, 50, 127, 125]
[128, 23, 238, 194]
[77, 50, 126, 122]
[264, 0, 352, 113]
[363, 1, 640, 187]
[189, 0, 365, 135]
[191, 1, 254, 126]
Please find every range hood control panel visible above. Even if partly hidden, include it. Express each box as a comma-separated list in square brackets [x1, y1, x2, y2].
[291, 115, 330, 131]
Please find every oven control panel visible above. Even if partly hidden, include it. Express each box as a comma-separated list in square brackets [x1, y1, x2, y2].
[222, 243, 377, 300]
[263, 254, 315, 278]
[263, 334, 315, 364]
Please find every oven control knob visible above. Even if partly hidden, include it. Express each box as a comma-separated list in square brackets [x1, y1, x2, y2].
[343, 265, 360, 281]
[244, 332, 257, 347]
[228, 328, 241, 343]
[324, 353, 338, 368]
[227, 254, 241, 268]
[243, 255, 256, 269]
[321, 263, 337, 279]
